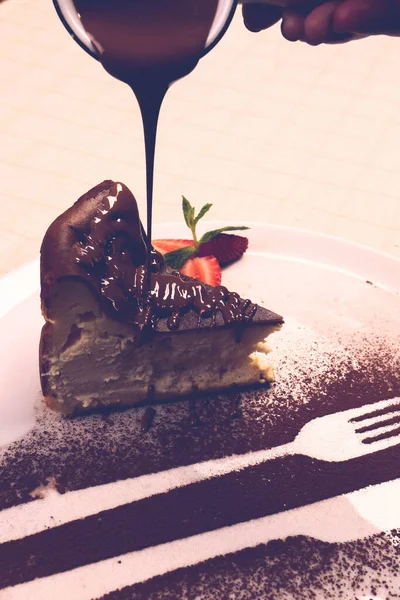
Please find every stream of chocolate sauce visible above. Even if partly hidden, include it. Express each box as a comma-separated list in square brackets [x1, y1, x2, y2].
[72, 0, 219, 251]
[65, 3, 264, 334]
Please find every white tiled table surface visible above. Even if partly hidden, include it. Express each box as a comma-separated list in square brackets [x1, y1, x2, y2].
[0, 0, 399, 277]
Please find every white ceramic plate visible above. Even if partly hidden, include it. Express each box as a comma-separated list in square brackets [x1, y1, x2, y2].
[0, 224, 399, 600]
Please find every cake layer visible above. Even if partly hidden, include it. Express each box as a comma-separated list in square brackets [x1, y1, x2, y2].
[41, 280, 280, 415]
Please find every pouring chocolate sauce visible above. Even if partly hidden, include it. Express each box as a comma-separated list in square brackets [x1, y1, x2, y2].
[69, 0, 228, 251]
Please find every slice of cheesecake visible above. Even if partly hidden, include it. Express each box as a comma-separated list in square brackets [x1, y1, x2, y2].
[40, 181, 283, 415]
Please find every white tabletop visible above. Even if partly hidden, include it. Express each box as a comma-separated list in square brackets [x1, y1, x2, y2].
[0, 0, 399, 277]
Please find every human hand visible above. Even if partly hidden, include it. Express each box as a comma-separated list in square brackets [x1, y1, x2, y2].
[243, 0, 400, 45]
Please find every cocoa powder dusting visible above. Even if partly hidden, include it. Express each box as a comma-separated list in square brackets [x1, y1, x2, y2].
[100, 531, 400, 599]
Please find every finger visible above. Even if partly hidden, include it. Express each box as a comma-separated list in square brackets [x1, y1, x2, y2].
[303, 1, 342, 45]
[333, 0, 400, 36]
[322, 31, 364, 44]
[242, 4, 282, 32]
[281, 8, 308, 41]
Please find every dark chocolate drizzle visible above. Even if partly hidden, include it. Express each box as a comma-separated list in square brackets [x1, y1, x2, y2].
[73, 182, 261, 336]
[141, 407, 156, 433]
[229, 394, 242, 420]
[188, 398, 201, 427]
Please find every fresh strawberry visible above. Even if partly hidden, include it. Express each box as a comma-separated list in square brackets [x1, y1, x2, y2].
[180, 256, 221, 286]
[198, 233, 248, 266]
[161, 196, 250, 279]
[152, 239, 193, 255]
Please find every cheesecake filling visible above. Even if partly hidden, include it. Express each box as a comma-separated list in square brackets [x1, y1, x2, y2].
[42, 281, 279, 415]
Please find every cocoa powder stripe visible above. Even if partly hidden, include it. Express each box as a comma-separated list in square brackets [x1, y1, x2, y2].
[99, 530, 400, 600]
[0, 445, 399, 590]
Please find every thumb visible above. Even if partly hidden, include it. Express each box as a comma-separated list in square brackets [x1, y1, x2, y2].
[333, 0, 400, 36]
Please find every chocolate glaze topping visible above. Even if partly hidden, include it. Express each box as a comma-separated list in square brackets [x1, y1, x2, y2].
[40, 180, 283, 338]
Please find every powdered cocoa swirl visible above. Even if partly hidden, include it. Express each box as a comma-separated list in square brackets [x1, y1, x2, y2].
[101, 531, 400, 599]
[41, 180, 281, 337]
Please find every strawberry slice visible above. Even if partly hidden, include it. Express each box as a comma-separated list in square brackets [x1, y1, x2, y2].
[156, 197, 250, 278]
[198, 233, 248, 266]
[180, 255, 221, 286]
[152, 239, 193, 255]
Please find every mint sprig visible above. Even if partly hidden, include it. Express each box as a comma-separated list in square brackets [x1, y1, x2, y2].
[164, 196, 249, 270]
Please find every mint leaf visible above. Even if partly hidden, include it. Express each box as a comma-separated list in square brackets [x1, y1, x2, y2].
[199, 226, 249, 244]
[182, 196, 193, 229]
[164, 245, 195, 270]
[194, 203, 212, 225]
[190, 206, 195, 228]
